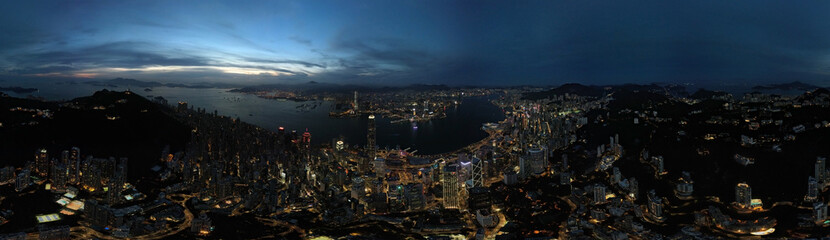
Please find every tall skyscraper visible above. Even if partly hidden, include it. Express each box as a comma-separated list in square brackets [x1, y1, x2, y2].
[593, 184, 607, 204]
[363, 115, 376, 174]
[301, 130, 311, 149]
[817, 157, 827, 183]
[807, 176, 819, 202]
[815, 202, 828, 223]
[50, 164, 68, 191]
[353, 91, 359, 112]
[471, 157, 483, 188]
[443, 164, 460, 209]
[70, 147, 81, 184]
[735, 182, 752, 208]
[35, 148, 49, 177]
[527, 146, 547, 176]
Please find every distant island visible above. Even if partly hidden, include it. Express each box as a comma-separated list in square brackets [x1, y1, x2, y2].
[0, 86, 38, 94]
[84, 78, 215, 89]
[752, 81, 821, 91]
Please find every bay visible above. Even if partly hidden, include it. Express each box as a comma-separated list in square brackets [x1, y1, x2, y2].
[3, 80, 505, 155]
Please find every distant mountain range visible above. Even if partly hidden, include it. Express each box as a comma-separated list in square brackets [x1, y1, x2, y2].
[230, 81, 453, 94]
[522, 83, 689, 100]
[751, 81, 821, 91]
[0, 86, 38, 94]
[84, 78, 218, 89]
[523, 81, 826, 100]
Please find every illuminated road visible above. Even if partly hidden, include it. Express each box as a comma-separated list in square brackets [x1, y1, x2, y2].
[255, 216, 306, 238]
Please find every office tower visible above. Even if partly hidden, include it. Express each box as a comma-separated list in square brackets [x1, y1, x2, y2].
[503, 169, 518, 185]
[35, 148, 49, 177]
[471, 157, 483, 188]
[351, 177, 365, 199]
[373, 158, 386, 176]
[647, 189, 664, 221]
[817, 157, 827, 183]
[301, 130, 311, 149]
[612, 167, 622, 184]
[69, 147, 80, 184]
[443, 164, 460, 209]
[593, 184, 607, 204]
[468, 187, 491, 211]
[561, 153, 569, 170]
[735, 182, 752, 208]
[50, 164, 68, 191]
[353, 91, 359, 112]
[15, 169, 31, 192]
[559, 171, 571, 185]
[363, 115, 376, 174]
[815, 202, 828, 223]
[335, 140, 345, 151]
[404, 183, 425, 211]
[807, 176, 819, 202]
[527, 146, 547, 176]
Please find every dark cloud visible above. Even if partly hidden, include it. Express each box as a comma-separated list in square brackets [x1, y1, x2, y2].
[8, 41, 211, 69]
[6, 66, 77, 75]
[330, 36, 433, 70]
[243, 58, 325, 69]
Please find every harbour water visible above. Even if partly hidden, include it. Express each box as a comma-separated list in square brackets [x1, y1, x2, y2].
[3, 80, 505, 155]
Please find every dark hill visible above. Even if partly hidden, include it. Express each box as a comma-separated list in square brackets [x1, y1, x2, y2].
[0, 90, 190, 184]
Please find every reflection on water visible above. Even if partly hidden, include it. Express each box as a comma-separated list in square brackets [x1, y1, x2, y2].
[5, 80, 505, 155]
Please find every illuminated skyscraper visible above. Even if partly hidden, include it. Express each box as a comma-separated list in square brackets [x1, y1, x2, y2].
[335, 140, 345, 151]
[527, 146, 547, 176]
[50, 164, 68, 191]
[443, 164, 460, 209]
[353, 91, 359, 112]
[69, 147, 80, 184]
[817, 157, 827, 183]
[735, 182, 752, 208]
[301, 130, 311, 149]
[471, 157, 483, 188]
[363, 115, 376, 174]
[35, 148, 49, 177]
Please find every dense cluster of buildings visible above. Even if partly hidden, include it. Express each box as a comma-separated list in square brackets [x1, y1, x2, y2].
[2, 87, 829, 239]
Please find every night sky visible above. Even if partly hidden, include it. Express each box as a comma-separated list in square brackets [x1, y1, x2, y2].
[1, 1, 829, 86]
